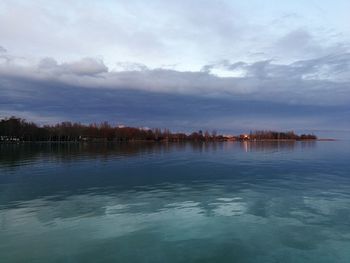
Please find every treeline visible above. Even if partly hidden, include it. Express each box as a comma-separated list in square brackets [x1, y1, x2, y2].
[0, 117, 317, 142]
[0, 117, 220, 142]
[245, 130, 317, 141]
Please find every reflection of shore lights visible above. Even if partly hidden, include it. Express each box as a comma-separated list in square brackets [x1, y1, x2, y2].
[243, 141, 248, 152]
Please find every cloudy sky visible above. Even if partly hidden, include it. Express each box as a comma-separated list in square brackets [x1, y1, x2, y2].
[0, 0, 349, 137]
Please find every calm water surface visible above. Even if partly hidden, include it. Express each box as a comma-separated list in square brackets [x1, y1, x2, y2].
[0, 141, 350, 262]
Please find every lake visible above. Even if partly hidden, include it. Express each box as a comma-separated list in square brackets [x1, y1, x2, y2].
[1, 141, 350, 262]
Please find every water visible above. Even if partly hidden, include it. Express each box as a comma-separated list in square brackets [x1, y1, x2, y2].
[0, 141, 350, 262]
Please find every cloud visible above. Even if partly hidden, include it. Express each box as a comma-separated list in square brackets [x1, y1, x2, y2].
[1, 52, 350, 108]
[0, 73, 346, 129]
[0, 46, 7, 53]
[3, 0, 349, 70]
[276, 29, 314, 52]
[272, 29, 349, 61]
[202, 52, 350, 82]
[38, 57, 108, 76]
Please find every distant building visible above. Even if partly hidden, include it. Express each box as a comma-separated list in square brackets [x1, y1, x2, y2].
[0, 136, 20, 141]
[223, 135, 237, 141]
[239, 134, 250, 140]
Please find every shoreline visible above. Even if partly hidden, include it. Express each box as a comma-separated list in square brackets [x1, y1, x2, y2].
[0, 139, 331, 144]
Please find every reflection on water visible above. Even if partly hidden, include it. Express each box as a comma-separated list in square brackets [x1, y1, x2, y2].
[0, 141, 350, 262]
[0, 141, 315, 168]
[240, 140, 316, 152]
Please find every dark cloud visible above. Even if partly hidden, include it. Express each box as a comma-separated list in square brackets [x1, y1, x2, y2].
[0, 70, 349, 136]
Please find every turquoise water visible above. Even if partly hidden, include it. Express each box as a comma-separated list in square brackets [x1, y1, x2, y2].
[0, 141, 350, 262]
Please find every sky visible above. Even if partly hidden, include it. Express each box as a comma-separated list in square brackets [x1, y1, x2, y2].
[0, 0, 349, 137]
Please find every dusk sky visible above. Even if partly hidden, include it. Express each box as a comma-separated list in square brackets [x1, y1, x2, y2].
[1, 0, 349, 137]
